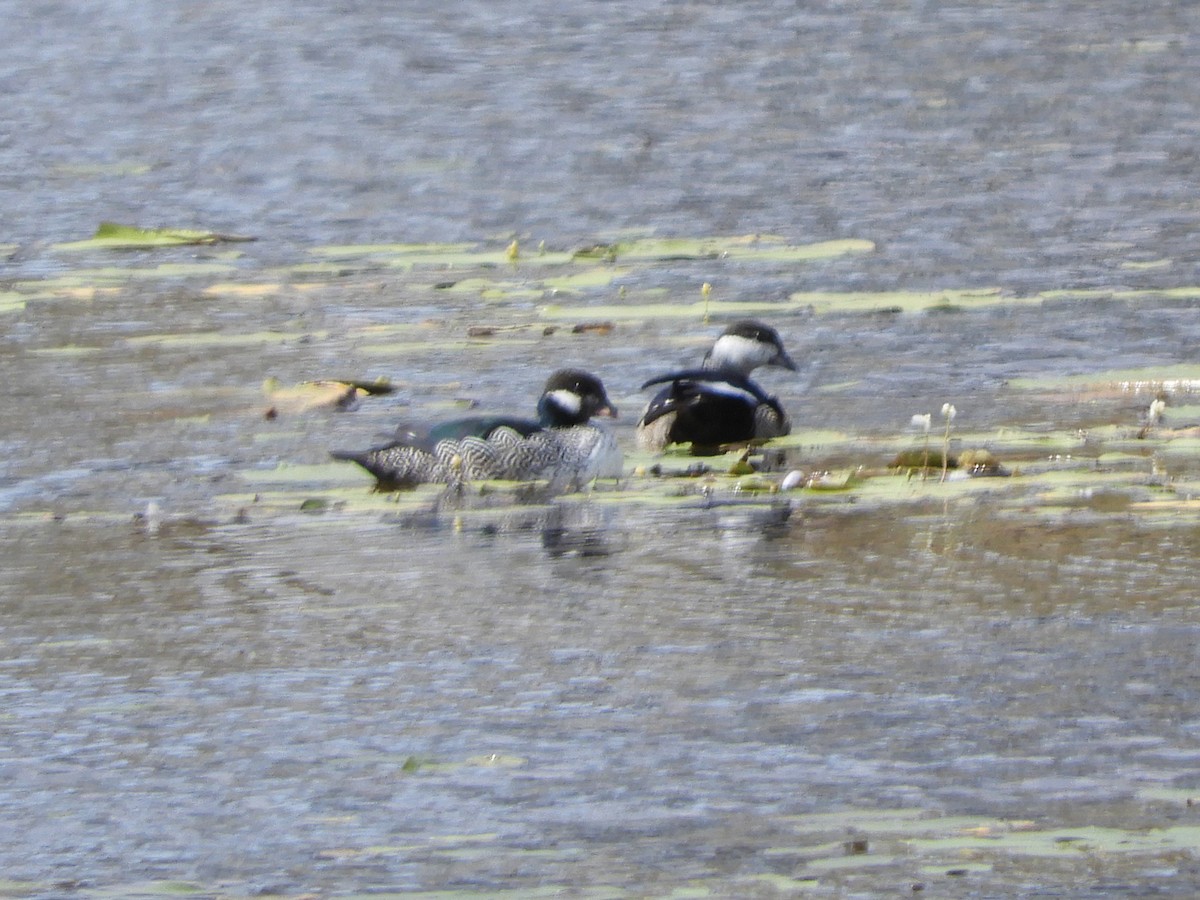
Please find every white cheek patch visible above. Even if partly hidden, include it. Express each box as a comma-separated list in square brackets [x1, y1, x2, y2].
[711, 334, 775, 370]
[545, 389, 582, 414]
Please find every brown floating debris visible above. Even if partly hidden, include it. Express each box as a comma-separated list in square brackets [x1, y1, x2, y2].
[467, 324, 529, 338]
[571, 321, 615, 335]
[263, 379, 377, 415]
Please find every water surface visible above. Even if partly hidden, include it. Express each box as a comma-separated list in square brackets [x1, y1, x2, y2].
[3, 1, 1200, 896]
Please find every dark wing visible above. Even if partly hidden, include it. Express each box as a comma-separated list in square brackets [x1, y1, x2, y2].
[640, 381, 702, 428]
[639, 380, 756, 445]
[416, 415, 542, 450]
[639, 370, 787, 451]
[639, 368, 773, 404]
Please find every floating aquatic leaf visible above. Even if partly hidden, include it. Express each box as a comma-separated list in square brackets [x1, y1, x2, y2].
[126, 329, 328, 349]
[26, 344, 104, 357]
[0, 879, 41, 895]
[920, 862, 994, 875]
[434, 276, 539, 299]
[753, 428, 861, 450]
[201, 282, 285, 298]
[54, 221, 255, 251]
[144, 882, 206, 896]
[804, 852, 901, 871]
[1160, 402, 1200, 421]
[744, 874, 822, 891]
[1135, 786, 1200, 805]
[540, 267, 626, 292]
[354, 338, 484, 356]
[909, 823, 1200, 858]
[788, 287, 1014, 314]
[571, 235, 874, 263]
[73, 262, 239, 281]
[572, 243, 622, 261]
[540, 287, 1020, 322]
[1009, 363, 1200, 394]
[306, 241, 577, 270]
[49, 161, 155, 177]
[463, 753, 526, 768]
[539, 299, 792, 321]
[1038, 286, 1200, 303]
[309, 241, 476, 257]
[1120, 258, 1172, 270]
[239, 462, 389, 487]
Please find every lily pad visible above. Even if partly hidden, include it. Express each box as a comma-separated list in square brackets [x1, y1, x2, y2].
[540, 267, 626, 292]
[306, 241, 577, 271]
[788, 287, 1016, 314]
[1038, 286, 1200, 303]
[30, 262, 239, 283]
[25, 344, 105, 357]
[200, 282, 286, 298]
[54, 221, 256, 251]
[1009, 364, 1200, 394]
[49, 161, 155, 177]
[125, 329, 328, 349]
[572, 235, 874, 263]
[908, 824, 1200, 858]
[309, 241, 477, 257]
[539, 299, 795, 321]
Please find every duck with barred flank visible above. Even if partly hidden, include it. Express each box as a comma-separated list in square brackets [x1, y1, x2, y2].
[332, 369, 622, 489]
[636, 319, 797, 455]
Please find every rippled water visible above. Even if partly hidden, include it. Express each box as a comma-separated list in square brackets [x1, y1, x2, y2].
[4, 1, 1200, 896]
[5, 0, 1198, 289]
[6, 502, 1200, 895]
